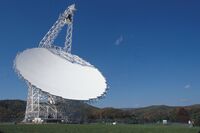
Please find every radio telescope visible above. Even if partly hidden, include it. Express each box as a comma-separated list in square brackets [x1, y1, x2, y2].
[14, 4, 108, 122]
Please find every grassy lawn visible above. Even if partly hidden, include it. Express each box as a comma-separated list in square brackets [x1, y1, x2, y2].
[0, 124, 200, 133]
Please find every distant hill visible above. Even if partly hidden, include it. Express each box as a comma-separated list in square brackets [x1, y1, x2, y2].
[122, 105, 200, 124]
[0, 100, 200, 126]
[0, 100, 26, 122]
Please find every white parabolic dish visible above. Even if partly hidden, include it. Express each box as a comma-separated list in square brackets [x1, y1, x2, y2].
[15, 48, 107, 100]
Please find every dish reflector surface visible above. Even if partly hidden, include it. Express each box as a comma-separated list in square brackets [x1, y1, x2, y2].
[15, 48, 107, 100]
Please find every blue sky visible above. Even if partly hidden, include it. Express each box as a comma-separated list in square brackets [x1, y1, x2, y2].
[0, 0, 200, 108]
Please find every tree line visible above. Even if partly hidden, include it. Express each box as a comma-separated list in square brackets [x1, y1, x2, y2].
[0, 100, 200, 126]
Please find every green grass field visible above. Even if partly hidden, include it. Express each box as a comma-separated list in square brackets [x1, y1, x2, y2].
[0, 124, 200, 133]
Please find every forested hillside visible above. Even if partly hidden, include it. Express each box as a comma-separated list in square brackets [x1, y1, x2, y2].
[0, 100, 199, 126]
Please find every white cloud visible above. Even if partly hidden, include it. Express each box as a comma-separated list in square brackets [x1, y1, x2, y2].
[179, 98, 190, 102]
[115, 35, 123, 45]
[184, 84, 191, 89]
[134, 104, 140, 107]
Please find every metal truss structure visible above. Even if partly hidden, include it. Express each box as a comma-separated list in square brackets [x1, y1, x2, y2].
[24, 4, 76, 123]
[23, 4, 108, 122]
[24, 83, 58, 122]
[39, 4, 75, 53]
